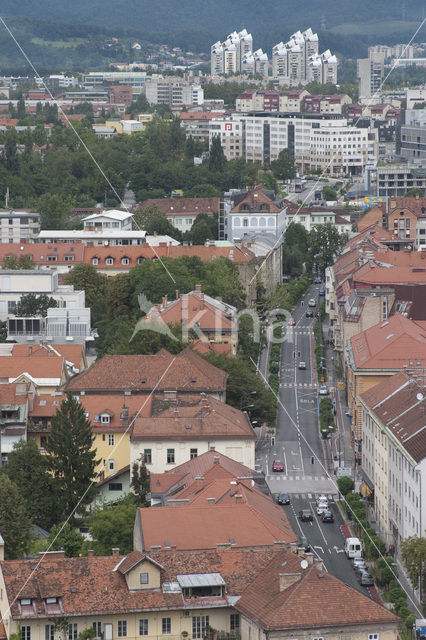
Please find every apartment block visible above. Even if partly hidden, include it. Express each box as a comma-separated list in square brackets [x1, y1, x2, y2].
[210, 112, 376, 175]
[272, 28, 337, 86]
[0, 209, 40, 243]
[357, 52, 385, 99]
[145, 78, 204, 106]
[398, 108, 426, 163]
[376, 164, 426, 197]
[211, 29, 254, 75]
[360, 371, 426, 547]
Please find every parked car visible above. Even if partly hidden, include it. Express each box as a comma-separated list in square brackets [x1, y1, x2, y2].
[314, 277, 322, 284]
[352, 557, 366, 570]
[254, 463, 263, 475]
[308, 298, 316, 307]
[305, 310, 314, 318]
[277, 492, 290, 505]
[353, 562, 369, 577]
[298, 361, 306, 369]
[359, 571, 374, 586]
[321, 510, 334, 523]
[299, 509, 314, 522]
[272, 459, 285, 472]
[298, 535, 311, 551]
[318, 385, 329, 395]
[319, 288, 325, 296]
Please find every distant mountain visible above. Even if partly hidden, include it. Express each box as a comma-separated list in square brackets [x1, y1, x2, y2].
[2, 0, 425, 47]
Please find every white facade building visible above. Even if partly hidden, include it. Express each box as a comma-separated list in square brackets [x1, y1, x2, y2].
[285, 209, 352, 234]
[83, 209, 133, 231]
[145, 79, 204, 106]
[0, 210, 40, 243]
[271, 28, 336, 85]
[211, 29, 258, 76]
[360, 372, 426, 548]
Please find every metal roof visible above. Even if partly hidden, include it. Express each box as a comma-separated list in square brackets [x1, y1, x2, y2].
[177, 573, 225, 588]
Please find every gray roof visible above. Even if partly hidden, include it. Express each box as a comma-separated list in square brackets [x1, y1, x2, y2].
[177, 573, 225, 588]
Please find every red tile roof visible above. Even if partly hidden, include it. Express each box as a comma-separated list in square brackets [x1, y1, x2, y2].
[0, 548, 283, 618]
[139, 197, 219, 216]
[388, 197, 426, 216]
[231, 186, 281, 214]
[236, 550, 399, 630]
[360, 371, 426, 463]
[131, 394, 254, 440]
[137, 501, 296, 551]
[66, 348, 228, 394]
[0, 382, 30, 406]
[12, 344, 84, 371]
[0, 355, 66, 383]
[0, 242, 85, 265]
[350, 314, 426, 369]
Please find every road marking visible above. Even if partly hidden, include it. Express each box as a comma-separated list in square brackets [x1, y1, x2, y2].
[314, 545, 324, 554]
[333, 546, 344, 554]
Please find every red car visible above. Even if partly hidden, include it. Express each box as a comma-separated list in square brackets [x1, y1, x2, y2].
[272, 459, 285, 472]
[288, 318, 296, 326]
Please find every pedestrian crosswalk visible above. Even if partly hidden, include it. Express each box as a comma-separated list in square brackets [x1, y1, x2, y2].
[276, 493, 339, 500]
[266, 474, 332, 482]
[280, 383, 317, 388]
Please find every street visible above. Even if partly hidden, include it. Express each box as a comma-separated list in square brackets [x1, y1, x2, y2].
[256, 284, 373, 594]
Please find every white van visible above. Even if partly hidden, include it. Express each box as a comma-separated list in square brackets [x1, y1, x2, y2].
[344, 537, 362, 558]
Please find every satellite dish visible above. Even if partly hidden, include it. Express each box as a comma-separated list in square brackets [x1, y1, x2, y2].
[417, 392, 423, 401]
[300, 559, 308, 570]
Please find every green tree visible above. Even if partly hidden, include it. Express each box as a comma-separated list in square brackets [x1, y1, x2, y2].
[405, 187, 424, 197]
[284, 222, 309, 254]
[65, 264, 107, 317]
[3, 254, 35, 270]
[337, 476, 354, 497]
[306, 223, 346, 276]
[271, 148, 296, 181]
[0, 321, 6, 342]
[400, 535, 426, 596]
[130, 455, 150, 506]
[0, 474, 32, 559]
[48, 522, 85, 557]
[15, 294, 58, 317]
[188, 220, 212, 245]
[89, 494, 137, 555]
[133, 204, 182, 240]
[209, 135, 226, 173]
[5, 439, 58, 529]
[202, 353, 276, 427]
[105, 273, 132, 319]
[45, 394, 100, 522]
[38, 193, 71, 230]
[322, 185, 337, 201]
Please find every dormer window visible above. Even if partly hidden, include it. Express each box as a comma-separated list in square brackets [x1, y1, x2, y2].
[140, 572, 149, 584]
[19, 598, 36, 615]
[122, 257, 130, 265]
[101, 415, 111, 424]
[45, 596, 62, 614]
[20, 599, 32, 606]
[106, 257, 114, 266]
[46, 597, 57, 604]
[92, 258, 99, 265]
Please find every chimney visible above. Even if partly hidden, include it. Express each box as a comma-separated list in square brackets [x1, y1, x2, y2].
[175, 290, 179, 299]
[195, 284, 202, 295]
[29, 345, 32, 355]
[120, 405, 129, 427]
[0, 536, 4, 561]
[39, 550, 65, 559]
[88, 549, 94, 557]
[195, 476, 204, 489]
[213, 454, 220, 464]
[112, 547, 120, 556]
[234, 493, 243, 503]
[305, 552, 314, 565]
[314, 558, 324, 571]
[162, 295, 168, 310]
[289, 542, 299, 555]
[279, 572, 301, 591]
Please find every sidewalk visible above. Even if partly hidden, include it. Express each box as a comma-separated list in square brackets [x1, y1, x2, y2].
[257, 324, 272, 384]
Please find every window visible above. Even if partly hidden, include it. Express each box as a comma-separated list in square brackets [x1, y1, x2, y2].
[369, 635, 379, 640]
[101, 415, 111, 424]
[106, 258, 114, 265]
[45, 627, 54, 640]
[108, 459, 115, 471]
[122, 258, 130, 265]
[230, 614, 240, 631]
[21, 627, 31, 640]
[167, 449, 175, 464]
[8, 301, 16, 314]
[68, 624, 78, 640]
[64, 256, 74, 262]
[190, 448, 198, 459]
[93, 623, 102, 638]
[92, 258, 99, 265]
[47, 255, 57, 262]
[118, 622, 127, 638]
[140, 572, 149, 584]
[109, 483, 122, 491]
[139, 620, 148, 636]
[162, 619, 171, 635]
[108, 434, 115, 446]
[193, 617, 209, 640]
[144, 449, 152, 464]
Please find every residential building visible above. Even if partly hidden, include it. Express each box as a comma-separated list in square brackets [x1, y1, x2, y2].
[179, 111, 224, 142]
[7, 307, 94, 346]
[0, 269, 85, 321]
[369, 44, 415, 59]
[398, 108, 426, 163]
[66, 348, 228, 402]
[96, 466, 131, 505]
[0, 546, 278, 640]
[211, 29, 254, 75]
[142, 285, 238, 355]
[0, 344, 71, 394]
[307, 50, 338, 85]
[376, 164, 426, 197]
[36, 229, 179, 247]
[145, 79, 204, 106]
[108, 85, 133, 107]
[210, 112, 376, 175]
[134, 495, 295, 551]
[138, 197, 219, 233]
[235, 89, 308, 113]
[302, 93, 352, 115]
[227, 185, 287, 243]
[82, 210, 133, 232]
[83, 71, 148, 95]
[130, 394, 255, 473]
[236, 548, 399, 640]
[0, 381, 33, 464]
[360, 371, 426, 547]
[357, 52, 385, 99]
[345, 314, 426, 444]
[0, 209, 40, 243]
[285, 203, 352, 234]
[149, 448, 259, 506]
[272, 29, 337, 86]
[0, 241, 85, 273]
